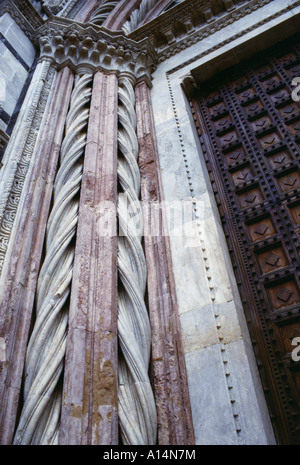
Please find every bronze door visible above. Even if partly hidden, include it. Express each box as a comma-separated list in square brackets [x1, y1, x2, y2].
[191, 36, 300, 445]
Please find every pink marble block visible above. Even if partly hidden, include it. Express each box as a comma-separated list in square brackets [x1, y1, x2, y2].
[59, 71, 119, 445]
[135, 79, 195, 445]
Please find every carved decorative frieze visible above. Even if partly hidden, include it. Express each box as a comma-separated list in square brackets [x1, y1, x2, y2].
[58, 0, 84, 18]
[128, 0, 274, 61]
[128, 0, 218, 41]
[168, 0, 300, 74]
[0, 60, 55, 276]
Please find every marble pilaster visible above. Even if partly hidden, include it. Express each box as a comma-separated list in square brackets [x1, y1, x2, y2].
[135, 79, 194, 445]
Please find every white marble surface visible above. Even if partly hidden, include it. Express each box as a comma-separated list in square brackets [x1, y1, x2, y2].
[0, 12, 36, 134]
[0, 41, 28, 117]
[186, 344, 240, 445]
[0, 13, 35, 67]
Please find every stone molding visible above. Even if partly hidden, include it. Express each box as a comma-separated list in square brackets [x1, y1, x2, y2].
[35, 17, 157, 81]
[128, 0, 274, 61]
[167, 0, 300, 75]
[58, 0, 84, 18]
[0, 60, 55, 276]
[42, 0, 64, 15]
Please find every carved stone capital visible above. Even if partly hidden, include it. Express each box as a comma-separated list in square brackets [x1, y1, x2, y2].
[35, 17, 157, 81]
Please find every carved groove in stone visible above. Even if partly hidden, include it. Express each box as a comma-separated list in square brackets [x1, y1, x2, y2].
[122, 0, 158, 35]
[58, 0, 81, 18]
[117, 75, 157, 445]
[13, 72, 92, 445]
[43, 1, 64, 15]
[29, 0, 66, 16]
[37, 21, 156, 82]
[90, 0, 120, 26]
[0, 61, 54, 277]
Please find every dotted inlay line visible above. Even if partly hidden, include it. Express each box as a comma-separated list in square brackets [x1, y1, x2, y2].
[167, 73, 244, 442]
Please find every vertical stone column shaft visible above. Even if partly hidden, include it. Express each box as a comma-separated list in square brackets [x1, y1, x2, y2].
[0, 59, 53, 275]
[117, 74, 157, 445]
[0, 59, 51, 224]
[0, 67, 74, 445]
[135, 80, 195, 445]
[13, 70, 93, 445]
[60, 71, 119, 445]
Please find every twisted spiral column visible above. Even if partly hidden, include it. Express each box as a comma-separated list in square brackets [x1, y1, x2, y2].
[117, 75, 157, 445]
[122, 0, 158, 35]
[13, 72, 93, 445]
[90, 0, 120, 26]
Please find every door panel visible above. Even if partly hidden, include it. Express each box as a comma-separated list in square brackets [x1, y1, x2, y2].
[191, 36, 300, 445]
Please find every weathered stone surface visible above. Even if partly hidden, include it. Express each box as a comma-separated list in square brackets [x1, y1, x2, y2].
[149, 2, 289, 441]
[103, 0, 141, 30]
[117, 74, 157, 445]
[135, 79, 194, 445]
[60, 71, 119, 445]
[185, 344, 239, 445]
[0, 59, 54, 277]
[0, 66, 74, 445]
[0, 40, 28, 117]
[1, 0, 298, 446]
[0, 12, 35, 66]
[73, 0, 98, 22]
